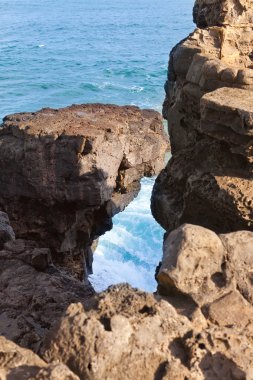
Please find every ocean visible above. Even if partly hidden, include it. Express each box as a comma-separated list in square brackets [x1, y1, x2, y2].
[1, 0, 194, 292]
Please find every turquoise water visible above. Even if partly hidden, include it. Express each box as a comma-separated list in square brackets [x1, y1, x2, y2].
[1, 0, 194, 291]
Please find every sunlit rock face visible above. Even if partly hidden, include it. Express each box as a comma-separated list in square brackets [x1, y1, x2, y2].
[0, 104, 168, 279]
[152, 0, 253, 233]
[2, 214, 253, 379]
[193, 0, 253, 27]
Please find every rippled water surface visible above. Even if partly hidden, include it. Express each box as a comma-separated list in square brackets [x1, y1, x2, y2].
[1, 0, 194, 291]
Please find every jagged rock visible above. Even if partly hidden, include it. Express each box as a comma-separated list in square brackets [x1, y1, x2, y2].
[155, 224, 253, 378]
[0, 212, 15, 250]
[40, 283, 253, 379]
[0, 237, 94, 351]
[0, 104, 168, 279]
[193, 0, 253, 27]
[41, 284, 192, 380]
[152, 0, 253, 234]
[0, 336, 79, 380]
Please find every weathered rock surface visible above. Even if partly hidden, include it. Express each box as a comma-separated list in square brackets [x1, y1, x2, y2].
[1, 214, 253, 379]
[41, 285, 192, 380]
[193, 0, 253, 27]
[0, 336, 79, 380]
[157, 224, 253, 309]
[152, 0, 253, 233]
[40, 280, 253, 380]
[0, 104, 168, 278]
[156, 223, 253, 379]
[0, 213, 94, 351]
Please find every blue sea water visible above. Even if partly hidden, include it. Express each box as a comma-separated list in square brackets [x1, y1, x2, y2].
[1, 0, 194, 291]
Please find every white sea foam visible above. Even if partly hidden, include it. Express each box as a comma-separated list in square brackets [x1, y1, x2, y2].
[89, 177, 164, 292]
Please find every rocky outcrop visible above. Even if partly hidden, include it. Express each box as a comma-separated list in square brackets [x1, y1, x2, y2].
[0, 212, 94, 351]
[1, 212, 253, 378]
[0, 336, 79, 380]
[41, 285, 192, 380]
[193, 0, 253, 27]
[155, 223, 253, 379]
[40, 277, 253, 379]
[0, 104, 168, 279]
[152, 0, 253, 233]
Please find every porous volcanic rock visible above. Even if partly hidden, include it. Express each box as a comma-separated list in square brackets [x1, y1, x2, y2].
[1, 214, 253, 378]
[152, 0, 253, 233]
[157, 224, 253, 311]
[41, 284, 192, 380]
[0, 336, 79, 380]
[0, 104, 168, 279]
[193, 0, 253, 27]
[0, 211, 94, 351]
[41, 282, 253, 380]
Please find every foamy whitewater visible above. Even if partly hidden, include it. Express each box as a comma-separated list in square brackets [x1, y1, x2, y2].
[91, 178, 164, 292]
[1, 0, 194, 292]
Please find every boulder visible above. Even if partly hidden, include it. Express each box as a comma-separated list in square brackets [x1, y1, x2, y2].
[0, 336, 78, 380]
[157, 224, 225, 305]
[41, 283, 253, 380]
[0, 237, 94, 351]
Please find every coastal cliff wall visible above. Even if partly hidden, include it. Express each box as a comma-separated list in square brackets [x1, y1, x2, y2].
[0, 104, 168, 280]
[152, 0, 253, 233]
[2, 1, 253, 379]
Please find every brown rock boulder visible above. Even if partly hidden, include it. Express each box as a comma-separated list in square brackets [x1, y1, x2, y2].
[40, 282, 253, 379]
[157, 224, 253, 322]
[157, 224, 225, 305]
[41, 284, 191, 380]
[0, 104, 168, 279]
[0, 237, 94, 351]
[155, 224, 253, 377]
[0, 336, 79, 380]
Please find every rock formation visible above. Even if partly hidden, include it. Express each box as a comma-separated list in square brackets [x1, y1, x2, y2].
[0, 336, 79, 380]
[2, 1, 253, 378]
[39, 224, 253, 380]
[152, 0, 253, 233]
[0, 104, 168, 279]
[0, 212, 94, 352]
[2, 213, 253, 379]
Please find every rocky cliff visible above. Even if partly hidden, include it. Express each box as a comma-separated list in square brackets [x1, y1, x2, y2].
[0, 104, 168, 279]
[2, 1, 253, 379]
[152, 0, 253, 233]
[2, 214, 253, 379]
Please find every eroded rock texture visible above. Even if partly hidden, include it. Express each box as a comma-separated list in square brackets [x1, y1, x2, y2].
[1, 215, 253, 379]
[0, 336, 79, 380]
[152, 0, 253, 233]
[0, 104, 168, 279]
[0, 212, 94, 351]
[41, 279, 253, 380]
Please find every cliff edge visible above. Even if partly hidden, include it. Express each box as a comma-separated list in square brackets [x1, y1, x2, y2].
[152, 0, 253, 233]
[0, 104, 168, 280]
